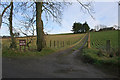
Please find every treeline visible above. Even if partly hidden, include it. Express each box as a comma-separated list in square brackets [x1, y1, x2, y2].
[71, 22, 90, 34]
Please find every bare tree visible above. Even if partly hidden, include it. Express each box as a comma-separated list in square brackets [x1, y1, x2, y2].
[1, 1, 94, 51]
[18, 11, 36, 50]
[95, 25, 100, 31]
[35, 1, 71, 51]
[35, 1, 94, 51]
[95, 24, 107, 31]
[1, 2, 17, 48]
[0, 2, 12, 28]
[9, 2, 17, 48]
[0, 15, 2, 28]
[77, 0, 95, 19]
[15, 1, 94, 51]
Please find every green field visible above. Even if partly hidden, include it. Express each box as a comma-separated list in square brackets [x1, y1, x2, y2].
[2, 33, 86, 57]
[81, 30, 119, 66]
[90, 30, 118, 52]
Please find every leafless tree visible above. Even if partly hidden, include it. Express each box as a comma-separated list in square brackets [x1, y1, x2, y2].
[9, 2, 17, 48]
[18, 11, 36, 50]
[77, 0, 95, 19]
[1, 0, 94, 51]
[35, 1, 94, 51]
[1, 1, 17, 48]
[35, 1, 70, 51]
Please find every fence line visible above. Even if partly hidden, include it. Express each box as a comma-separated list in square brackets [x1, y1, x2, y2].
[48, 34, 87, 48]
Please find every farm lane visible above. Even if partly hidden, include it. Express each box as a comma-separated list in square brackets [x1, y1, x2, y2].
[2, 48, 118, 78]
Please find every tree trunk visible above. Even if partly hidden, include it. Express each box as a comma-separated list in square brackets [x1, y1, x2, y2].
[0, 15, 2, 28]
[41, 20, 46, 48]
[88, 32, 90, 48]
[9, 2, 16, 49]
[36, 2, 43, 51]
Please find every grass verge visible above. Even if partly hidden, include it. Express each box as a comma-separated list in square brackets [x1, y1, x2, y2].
[2, 47, 55, 57]
[80, 48, 120, 76]
[81, 48, 120, 66]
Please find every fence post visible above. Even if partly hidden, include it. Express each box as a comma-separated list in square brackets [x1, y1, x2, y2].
[88, 32, 91, 48]
[50, 40, 51, 48]
[54, 40, 56, 48]
[57, 41, 59, 48]
[63, 41, 64, 47]
[67, 41, 68, 45]
[106, 40, 110, 53]
[61, 41, 62, 47]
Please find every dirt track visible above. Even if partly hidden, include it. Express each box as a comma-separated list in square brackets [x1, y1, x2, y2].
[2, 47, 118, 78]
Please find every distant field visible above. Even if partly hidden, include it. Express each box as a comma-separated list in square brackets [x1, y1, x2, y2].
[90, 30, 118, 52]
[2, 33, 85, 50]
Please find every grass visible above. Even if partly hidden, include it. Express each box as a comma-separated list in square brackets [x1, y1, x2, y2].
[2, 33, 85, 49]
[2, 47, 55, 57]
[81, 48, 119, 66]
[2, 33, 86, 57]
[80, 30, 119, 67]
[81, 48, 119, 76]
[53, 33, 74, 35]
[90, 30, 118, 51]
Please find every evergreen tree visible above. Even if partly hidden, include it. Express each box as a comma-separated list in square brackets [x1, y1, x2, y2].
[82, 22, 90, 32]
[72, 22, 90, 33]
[72, 22, 82, 33]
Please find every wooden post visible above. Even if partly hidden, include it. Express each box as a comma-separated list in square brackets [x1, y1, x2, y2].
[54, 40, 56, 48]
[61, 41, 62, 47]
[106, 40, 110, 53]
[88, 32, 91, 48]
[50, 40, 51, 48]
[57, 41, 59, 48]
[63, 41, 64, 47]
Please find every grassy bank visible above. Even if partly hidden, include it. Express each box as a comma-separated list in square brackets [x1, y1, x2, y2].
[81, 48, 119, 66]
[80, 48, 119, 76]
[2, 47, 55, 57]
[79, 30, 119, 69]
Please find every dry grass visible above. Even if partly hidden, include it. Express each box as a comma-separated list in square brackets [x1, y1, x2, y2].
[2, 33, 85, 50]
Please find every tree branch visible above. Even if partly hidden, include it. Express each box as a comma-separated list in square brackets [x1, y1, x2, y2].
[42, 5, 57, 18]
[2, 3, 12, 17]
[77, 0, 95, 20]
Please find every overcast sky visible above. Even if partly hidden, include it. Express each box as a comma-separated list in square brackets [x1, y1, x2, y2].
[0, 1, 118, 36]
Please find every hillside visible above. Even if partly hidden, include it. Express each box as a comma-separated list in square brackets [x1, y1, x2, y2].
[90, 30, 118, 51]
[2, 33, 86, 57]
